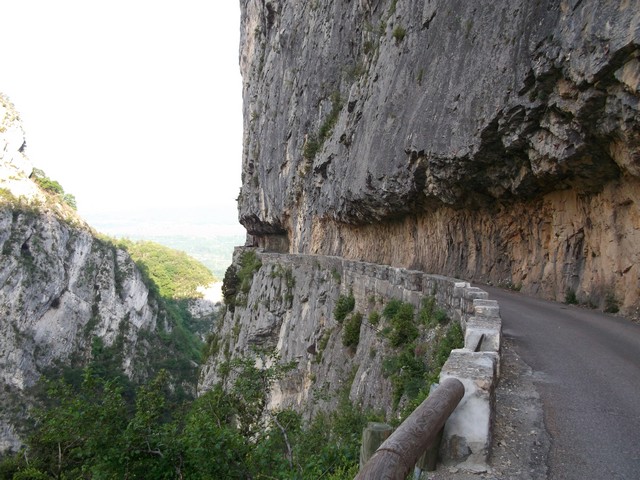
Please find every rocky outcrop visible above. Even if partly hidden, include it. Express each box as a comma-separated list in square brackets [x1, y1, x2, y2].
[0, 94, 39, 201]
[0, 207, 162, 387]
[0, 209, 168, 453]
[238, 0, 640, 316]
[0, 95, 206, 453]
[201, 249, 487, 421]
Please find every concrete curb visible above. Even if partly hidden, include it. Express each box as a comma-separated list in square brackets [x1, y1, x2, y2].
[439, 286, 502, 471]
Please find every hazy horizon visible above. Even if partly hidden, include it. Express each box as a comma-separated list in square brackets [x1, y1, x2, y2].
[1, 1, 243, 218]
[84, 205, 245, 279]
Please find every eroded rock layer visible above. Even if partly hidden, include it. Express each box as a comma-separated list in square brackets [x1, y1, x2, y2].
[238, 0, 640, 315]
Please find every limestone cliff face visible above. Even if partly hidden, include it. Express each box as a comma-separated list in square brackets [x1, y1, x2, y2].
[0, 208, 161, 388]
[0, 95, 195, 453]
[200, 249, 472, 419]
[238, 0, 640, 316]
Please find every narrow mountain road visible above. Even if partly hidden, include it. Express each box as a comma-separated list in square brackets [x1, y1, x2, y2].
[483, 286, 640, 480]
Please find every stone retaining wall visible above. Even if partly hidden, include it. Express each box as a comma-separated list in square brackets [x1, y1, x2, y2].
[257, 251, 501, 469]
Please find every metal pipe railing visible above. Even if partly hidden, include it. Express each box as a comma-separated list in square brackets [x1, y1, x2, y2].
[355, 377, 465, 480]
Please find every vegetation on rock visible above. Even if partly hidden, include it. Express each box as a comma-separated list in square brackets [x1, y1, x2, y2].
[334, 291, 355, 323]
[0, 350, 372, 480]
[119, 239, 216, 299]
[380, 299, 464, 411]
[30, 169, 77, 210]
[0, 204, 218, 456]
[222, 249, 262, 312]
[342, 311, 363, 347]
[303, 92, 343, 161]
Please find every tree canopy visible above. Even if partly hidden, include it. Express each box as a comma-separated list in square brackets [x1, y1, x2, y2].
[121, 240, 216, 299]
[0, 350, 370, 480]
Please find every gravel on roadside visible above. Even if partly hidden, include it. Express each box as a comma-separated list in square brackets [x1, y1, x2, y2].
[420, 337, 551, 480]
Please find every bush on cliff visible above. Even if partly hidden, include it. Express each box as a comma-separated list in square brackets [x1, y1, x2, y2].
[30, 168, 77, 210]
[334, 291, 355, 322]
[342, 311, 363, 347]
[1, 350, 370, 480]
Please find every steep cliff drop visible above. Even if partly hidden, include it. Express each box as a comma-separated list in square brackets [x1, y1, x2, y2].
[0, 94, 208, 453]
[237, 0, 639, 317]
[198, 0, 638, 471]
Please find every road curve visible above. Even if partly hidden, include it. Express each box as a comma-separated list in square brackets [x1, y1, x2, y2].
[482, 286, 640, 480]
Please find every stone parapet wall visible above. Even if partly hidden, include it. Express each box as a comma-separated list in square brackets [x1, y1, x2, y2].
[259, 251, 495, 325]
[256, 250, 500, 469]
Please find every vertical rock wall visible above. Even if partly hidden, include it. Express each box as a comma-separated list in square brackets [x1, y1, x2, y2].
[201, 249, 481, 419]
[0, 204, 166, 452]
[0, 94, 206, 453]
[238, 0, 640, 316]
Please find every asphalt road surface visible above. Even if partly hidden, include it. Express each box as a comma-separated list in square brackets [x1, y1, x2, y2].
[483, 286, 640, 480]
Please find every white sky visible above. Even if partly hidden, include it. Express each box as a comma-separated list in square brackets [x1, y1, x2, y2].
[0, 1, 243, 223]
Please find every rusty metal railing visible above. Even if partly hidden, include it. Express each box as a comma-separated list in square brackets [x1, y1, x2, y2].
[355, 377, 465, 480]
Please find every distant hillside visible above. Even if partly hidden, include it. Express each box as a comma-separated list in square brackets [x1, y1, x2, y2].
[84, 207, 245, 278]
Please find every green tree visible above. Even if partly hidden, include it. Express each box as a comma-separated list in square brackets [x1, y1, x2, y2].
[5, 351, 372, 480]
[118, 370, 177, 479]
[33, 176, 63, 195]
[342, 311, 363, 347]
[179, 386, 250, 479]
[334, 292, 355, 322]
[26, 369, 128, 479]
[124, 240, 215, 299]
[388, 302, 418, 347]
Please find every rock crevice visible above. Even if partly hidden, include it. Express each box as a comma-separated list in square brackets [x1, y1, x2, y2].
[238, 0, 640, 316]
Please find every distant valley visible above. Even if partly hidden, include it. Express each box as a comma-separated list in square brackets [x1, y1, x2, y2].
[84, 206, 245, 279]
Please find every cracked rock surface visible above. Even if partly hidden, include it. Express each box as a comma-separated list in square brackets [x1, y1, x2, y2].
[238, 0, 640, 315]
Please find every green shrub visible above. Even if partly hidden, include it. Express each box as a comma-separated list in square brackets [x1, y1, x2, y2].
[222, 264, 239, 309]
[62, 193, 77, 210]
[0, 187, 17, 203]
[392, 25, 406, 42]
[382, 299, 403, 320]
[389, 303, 418, 347]
[432, 322, 464, 368]
[342, 312, 363, 347]
[433, 309, 448, 325]
[33, 176, 63, 195]
[237, 250, 262, 294]
[316, 328, 333, 362]
[12, 467, 50, 480]
[29, 168, 77, 210]
[331, 268, 342, 283]
[203, 333, 220, 359]
[363, 39, 376, 55]
[565, 289, 578, 305]
[397, 321, 465, 419]
[604, 290, 620, 313]
[368, 310, 380, 325]
[382, 349, 426, 408]
[304, 92, 343, 160]
[334, 292, 355, 323]
[419, 296, 436, 325]
[303, 136, 320, 160]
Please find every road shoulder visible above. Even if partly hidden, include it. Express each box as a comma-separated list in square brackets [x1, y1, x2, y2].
[424, 336, 550, 479]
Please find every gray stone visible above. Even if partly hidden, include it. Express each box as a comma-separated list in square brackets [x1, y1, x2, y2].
[440, 350, 499, 467]
[236, 0, 640, 317]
